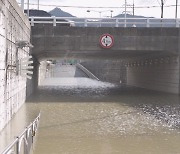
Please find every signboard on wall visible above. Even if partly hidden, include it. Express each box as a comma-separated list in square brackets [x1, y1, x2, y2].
[99, 34, 114, 49]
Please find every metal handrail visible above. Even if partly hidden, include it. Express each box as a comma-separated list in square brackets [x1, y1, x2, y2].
[1, 113, 40, 154]
[29, 16, 180, 27]
[76, 63, 99, 81]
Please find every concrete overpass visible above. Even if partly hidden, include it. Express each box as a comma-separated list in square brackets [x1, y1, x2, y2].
[30, 23, 180, 95]
[1, 1, 180, 152]
[31, 25, 180, 60]
[2, 1, 180, 152]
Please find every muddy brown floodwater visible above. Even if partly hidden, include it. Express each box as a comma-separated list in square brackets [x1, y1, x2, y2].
[1, 77, 180, 154]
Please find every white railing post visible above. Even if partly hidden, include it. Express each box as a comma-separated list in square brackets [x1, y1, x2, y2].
[16, 137, 20, 154]
[53, 16, 56, 26]
[160, 19, 163, 27]
[124, 18, 127, 27]
[146, 18, 150, 27]
[30, 17, 34, 26]
[115, 19, 119, 27]
[176, 18, 179, 27]
[99, 19, 102, 27]
[1, 113, 40, 154]
[84, 19, 87, 27]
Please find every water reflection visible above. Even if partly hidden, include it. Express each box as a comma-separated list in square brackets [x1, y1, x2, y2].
[26, 77, 180, 154]
[1, 72, 180, 153]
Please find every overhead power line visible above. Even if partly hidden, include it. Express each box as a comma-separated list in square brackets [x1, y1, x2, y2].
[19, 3, 180, 9]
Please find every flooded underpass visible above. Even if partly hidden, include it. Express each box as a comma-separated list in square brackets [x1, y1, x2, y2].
[27, 78, 180, 154]
[1, 65, 180, 154]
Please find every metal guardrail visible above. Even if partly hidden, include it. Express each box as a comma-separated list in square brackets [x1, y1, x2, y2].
[29, 17, 180, 27]
[1, 113, 40, 154]
[76, 63, 99, 81]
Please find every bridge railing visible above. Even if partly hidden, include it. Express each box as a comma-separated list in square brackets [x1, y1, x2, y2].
[1, 113, 40, 154]
[29, 17, 180, 27]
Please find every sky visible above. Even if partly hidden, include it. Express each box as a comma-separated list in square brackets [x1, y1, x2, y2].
[16, 0, 179, 18]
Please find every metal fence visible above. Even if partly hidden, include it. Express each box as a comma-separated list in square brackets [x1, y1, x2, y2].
[29, 17, 180, 27]
[1, 113, 40, 154]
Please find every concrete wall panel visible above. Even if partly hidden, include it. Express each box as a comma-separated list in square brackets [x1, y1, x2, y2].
[127, 56, 179, 94]
[0, 0, 30, 131]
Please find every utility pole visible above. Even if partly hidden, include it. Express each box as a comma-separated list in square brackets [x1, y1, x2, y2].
[161, 0, 164, 18]
[175, 0, 178, 18]
[133, 0, 134, 16]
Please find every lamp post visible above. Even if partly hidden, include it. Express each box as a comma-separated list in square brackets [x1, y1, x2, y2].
[87, 10, 113, 18]
[124, 0, 127, 27]
[110, 10, 113, 18]
[38, 0, 40, 10]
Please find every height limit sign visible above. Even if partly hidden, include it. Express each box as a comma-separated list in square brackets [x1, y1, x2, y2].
[99, 34, 114, 49]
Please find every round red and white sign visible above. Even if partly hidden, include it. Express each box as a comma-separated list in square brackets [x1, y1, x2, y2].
[99, 34, 114, 48]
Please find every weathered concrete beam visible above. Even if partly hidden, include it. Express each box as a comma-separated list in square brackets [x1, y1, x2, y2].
[31, 26, 179, 60]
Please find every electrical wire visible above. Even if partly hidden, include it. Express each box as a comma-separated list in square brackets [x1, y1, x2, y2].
[156, 0, 161, 5]
[19, 3, 180, 9]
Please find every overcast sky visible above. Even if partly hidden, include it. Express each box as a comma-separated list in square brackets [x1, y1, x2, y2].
[17, 0, 179, 18]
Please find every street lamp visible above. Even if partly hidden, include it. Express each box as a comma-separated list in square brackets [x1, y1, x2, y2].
[38, 0, 40, 10]
[124, 0, 127, 27]
[110, 10, 113, 18]
[87, 10, 113, 18]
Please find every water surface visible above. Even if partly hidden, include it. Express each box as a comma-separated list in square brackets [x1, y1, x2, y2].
[1, 65, 180, 154]
[27, 77, 180, 154]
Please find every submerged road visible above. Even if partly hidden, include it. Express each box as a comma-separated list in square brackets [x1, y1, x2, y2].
[1, 65, 180, 154]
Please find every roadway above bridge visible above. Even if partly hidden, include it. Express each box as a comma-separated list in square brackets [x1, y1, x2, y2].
[31, 25, 180, 60]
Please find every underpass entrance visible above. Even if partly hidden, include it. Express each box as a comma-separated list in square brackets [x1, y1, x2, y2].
[25, 58, 180, 154]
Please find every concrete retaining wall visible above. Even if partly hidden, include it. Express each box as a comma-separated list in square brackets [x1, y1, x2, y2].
[81, 56, 179, 94]
[0, 0, 30, 131]
[126, 56, 179, 94]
